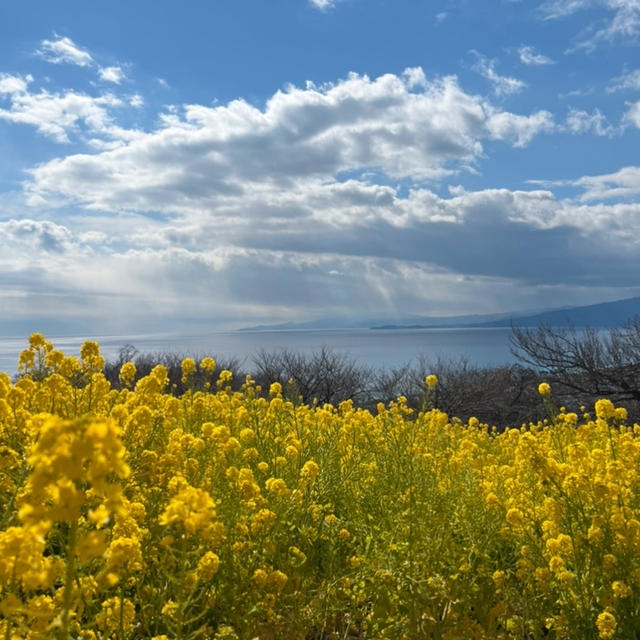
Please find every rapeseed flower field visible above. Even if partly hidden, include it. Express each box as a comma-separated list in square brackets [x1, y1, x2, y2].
[1, 334, 639, 639]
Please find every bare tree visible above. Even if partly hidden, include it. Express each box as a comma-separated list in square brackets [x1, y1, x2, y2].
[511, 320, 640, 416]
[252, 347, 372, 406]
[409, 356, 542, 427]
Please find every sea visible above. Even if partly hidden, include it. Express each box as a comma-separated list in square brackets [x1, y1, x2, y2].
[0, 327, 519, 376]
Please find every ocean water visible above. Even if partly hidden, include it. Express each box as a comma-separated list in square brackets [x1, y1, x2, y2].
[0, 327, 519, 376]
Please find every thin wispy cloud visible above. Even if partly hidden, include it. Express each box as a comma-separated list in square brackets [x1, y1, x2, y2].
[309, 0, 336, 9]
[564, 107, 617, 136]
[574, 166, 640, 201]
[538, 0, 591, 20]
[472, 52, 526, 96]
[609, 68, 640, 92]
[626, 101, 640, 128]
[539, 0, 640, 51]
[518, 45, 555, 65]
[528, 166, 640, 201]
[37, 35, 94, 67]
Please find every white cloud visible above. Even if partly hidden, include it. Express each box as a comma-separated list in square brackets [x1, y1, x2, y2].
[24, 68, 562, 219]
[472, 52, 526, 96]
[539, 0, 640, 50]
[518, 45, 555, 65]
[486, 110, 555, 146]
[536, 166, 640, 201]
[578, 166, 640, 200]
[625, 101, 640, 128]
[309, 0, 335, 9]
[0, 81, 123, 143]
[129, 94, 144, 108]
[25, 69, 489, 208]
[558, 86, 595, 99]
[6, 179, 640, 331]
[609, 69, 640, 92]
[37, 36, 94, 67]
[564, 107, 617, 136]
[402, 67, 427, 89]
[0, 219, 75, 253]
[98, 66, 126, 84]
[0, 73, 33, 94]
[5, 66, 637, 327]
[538, 0, 591, 20]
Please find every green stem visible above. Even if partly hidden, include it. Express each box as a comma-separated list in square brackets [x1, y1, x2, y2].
[58, 520, 78, 639]
[119, 584, 125, 640]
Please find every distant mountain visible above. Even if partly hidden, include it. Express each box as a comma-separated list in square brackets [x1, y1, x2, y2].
[474, 296, 640, 329]
[239, 308, 550, 332]
[239, 297, 640, 332]
[373, 296, 640, 330]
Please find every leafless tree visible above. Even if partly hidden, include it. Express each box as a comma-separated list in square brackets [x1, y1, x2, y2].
[511, 319, 640, 417]
[411, 356, 543, 427]
[252, 347, 372, 406]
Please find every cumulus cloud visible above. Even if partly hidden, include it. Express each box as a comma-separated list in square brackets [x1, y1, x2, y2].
[0, 80, 122, 143]
[0, 219, 75, 253]
[4, 63, 639, 328]
[0, 73, 33, 94]
[471, 52, 526, 96]
[518, 45, 555, 65]
[37, 36, 94, 67]
[26, 68, 559, 218]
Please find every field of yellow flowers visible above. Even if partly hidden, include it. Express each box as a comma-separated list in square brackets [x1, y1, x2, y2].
[1, 334, 639, 639]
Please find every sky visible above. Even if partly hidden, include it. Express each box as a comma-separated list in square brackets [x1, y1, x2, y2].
[1, 0, 640, 335]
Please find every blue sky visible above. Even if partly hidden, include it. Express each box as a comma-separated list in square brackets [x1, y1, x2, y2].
[1, 0, 640, 334]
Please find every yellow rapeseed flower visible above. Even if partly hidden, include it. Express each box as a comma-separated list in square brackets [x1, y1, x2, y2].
[200, 356, 216, 373]
[197, 551, 220, 580]
[269, 381, 282, 396]
[596, 611, 617, 639]
[300, 460, 320, 484]
[538, 382, 551, 396]
[595, 398, 615, 420]
[181, 357, 196, 383]
[119, 361, 136, 387]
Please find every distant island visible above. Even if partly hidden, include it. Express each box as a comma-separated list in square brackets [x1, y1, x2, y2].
[240, 296, 640, 332]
